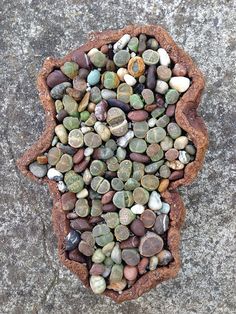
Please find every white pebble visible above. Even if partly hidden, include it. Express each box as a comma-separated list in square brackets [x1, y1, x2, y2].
[76, 188, 89, 198]
[51, 136, 58, 146]
[169, 76, 190, 93]
[130, 52, 136, 57]
[57, 181, 67, 193]
[89, 276, 106, 294]
[155, 80, 169, 94]
[47, 168, 63, 181]
[158, 48, 171, 66]
[81, 126, 92, 134]
[113, 34, 131, 52]
[148, 118, 157, 128]
[131, 204, 145, 214]
[148, 191, 162, 211]
[117, 68, 129, 81]
[178, 151, 191, 164]
[87, 47, 99, 58]
[124, 74, 137, 86]
[160, 202, 170, 214]
[84, 147, 94, 156]
[116, 130, 134, 148]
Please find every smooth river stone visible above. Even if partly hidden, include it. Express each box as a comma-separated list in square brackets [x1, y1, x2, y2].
[84, 132, 102, 148]
[144, 160, 164, 174]
[130, 219, 145, 237]
[47, 70, 70, 88]
[113, 50, 130, 67]
[47, 147, 62, 165]
[113, 191, 134, 208]
[64, 230, 81, 251]
[68, 129, 84, 148]
[141, 175, 159, 191]
[50, 82, 72, 99]
[60, 61, 78, 79]
[122, 249, 140, 266]
[102, 71, 120, 89]
[128, 37, 139, 52]
[169, 76, 190, 93]
[117, 160, 132, 181]
[127, 56, 145, 77]
[140, 209, 156, 228]
[64, 170, 84, 193]
[117, 83, 133, 103]
[146, 65, 157, 90]
[148, 191, 162, 211]
[141, 89, 154, 105]
[129, 138, 147, 153]
[129, 94, 144, 109]
[146, 127, 166, 143]
[133, 121, 149, 138]
[101, 89, 117, 100]
[167, 122, 182, 139]
[55, 124, 68, 144]
[29, 162, 47, 178]
[133, 187, 149, 205]
[128, 110, 149, 122]
[165, 89, 180, 105]
[158, 48, 170, 66]
[107, 98, 131, 113]
[156, 65, 172, 82]
[142, 49, 159, 65]
[119, 208, 136, 226]
[154, 214, 169, 235]
[174, 136, 189, 149]
[139, 232, 164, 257]
[155, 79, 169, 94]
[91, 176, 110, 194]
[114, 225, 130, 241]
[56, 153, 73, 173]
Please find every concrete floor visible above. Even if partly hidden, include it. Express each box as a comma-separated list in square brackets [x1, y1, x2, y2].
[0, 0, 235, 313]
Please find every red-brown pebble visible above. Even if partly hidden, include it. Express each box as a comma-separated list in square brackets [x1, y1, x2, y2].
[72, 51, 91, 69]
[102, 203, 117, 212]
[46, 70, 69, 88]
[130, 219, 146, 237]
[138, 257, 149, 275]
[89, 263, 106, 276]
[101, 191, 116, 205]
[169, 170, 184, 181]
[139, 232, 164, 257]
[66, 212, 78, 219]
[89, 216, 104, 224]
[158, 179, 169, 192]
[74, 159, 90, 173]
[70, 218, 93, 232]
[68, 248, 86, 263]
[100, 45, 109, 54]
[66, 87, 84, 101]
[73, 148, 84, 164]
[36, 155, 48, 164]
[124, 265, 138, 281]
[78, 240, 94, 256]
[130, 153, 150, 163]
[140, 210, 156, 228]
[172, 63, 187, 77]
[128, 110, 149, 122]
[165, 148, 179, 161]
[144, 103, 158, 112]
[166, 104, 176, 117]
[120, 236, 140, 249]
[61, 192, 77, 211]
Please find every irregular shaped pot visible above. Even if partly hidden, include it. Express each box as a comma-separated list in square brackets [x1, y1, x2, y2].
[17, 24, 208, 303]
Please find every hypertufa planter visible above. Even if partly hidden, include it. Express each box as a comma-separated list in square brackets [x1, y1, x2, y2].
[17, 25, 208, 302]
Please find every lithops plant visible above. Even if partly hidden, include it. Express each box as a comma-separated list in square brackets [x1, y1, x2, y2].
[17, 25, 208, 303]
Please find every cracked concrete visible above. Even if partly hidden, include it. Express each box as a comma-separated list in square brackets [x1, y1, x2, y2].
[0, 0, 235, 313]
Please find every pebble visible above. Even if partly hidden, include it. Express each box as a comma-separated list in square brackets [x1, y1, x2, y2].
[113, 34, 131, 52]
[160, 202, 170, 214]
[124, 74, 137, 86]
[76, 188, 89, 199]
[145, 160, 164, 174]
[116, 147, 127, 161]
[111, 178, 124, 191]
[167, 122, 182, 139]
[107, 98, 131, 113]
[147, 38, 158, 50]
[117, 130, 134, 148]
[114, 225, 130, 241]
[174, 136, 188, 149]
[166, 160, 184, 170]
[111, 243, 122, 264]
[139, 232, 163, 257]
[165, 89, 180, 105]
[133, 187, 149, 205]
[159, 165, 171, 178]
[89, 49, 107, 68]
[75, 198, 90, 217]
[141, 174, 159, 191]
[160, 136, 173, 151]
[29, 162, 47, 178]
[57, 180, 67, 192]
[157, 250, 173, 265]
[94, 122, 111, 142]
[165, 148, 179, 161]
[117, 160, 132, 182]
[102, 71, 120, 89]
[55, 124, 68, 144]
[47, 168, 63, 181]
[87, 69, 101, 86]
[122, 249, 140, 266]
[186, 144, 196, 155]
[146, 127, 166, 143]
[63, 116, 80, 131]
[140, 209, 156, 228]
[107, 107, 128, 137]
[158, 178, 169, 192]
[68, 248, 86, 263]
[130, 219, 145, 237]
[60, 62, 79, 79]
[149, 256, 158, 270]
[142, 49, 159, 65]
[133, 121, 148, 138]
[124, 265, 138, 281]
[138, 34, 147, 54]
[130, 153, 150, 164]
[50, 82, 72, 99]
[101, 191, 116, 205]
[168, 170, 184, 181]
[128, 37, 139, 52]
[91, 176, 110, 194]
[154, 214, 169, 235]
[158, 48, 170, 66]
[146, 65, 156, 90]
[61, 191, 76, 211]
[131, 204, 145, 214]
[166, 104, 176, 117]
[138, 257, 149, 275]
[179, 151, 191, 164]
[78, 241, 94, 256]
[110, 264, 124, 283]
[128, 110, 149, 122]
[70, 218, 92, 232]
[90, 276, 106, 294]
[129, 138, 147, 153]
[72, 51, 90, 69]
[47, 70, 69, 88]
[84, 132, 102, 148]
[103, 212, 120, 229]
[117, 83, 133, 103]
[117, 68, 129, 81]
[56, 154, 73, 173]
[68, 129, 84, 148]
[90, 264, 106, 276]
[113, 191, 134, 208]
[127, 56, 145, 77]
[64, 230, 81, 251]
[64, 170, 84, 193]
[113, 50, 130, 67]
[120, 236, 140, 249]
[73, 77, 87, 93]
[156, 65, 172, 82]
[101, 89, 117, 100]
[119, 208, 135, 225]
[148, 191, 162, 211]
[141, 89, 154, 105]
[90, 86, 102, 103]
[169, 76, 190, 93]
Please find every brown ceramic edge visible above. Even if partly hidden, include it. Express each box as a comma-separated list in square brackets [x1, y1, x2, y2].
[16, 24, 208, 303]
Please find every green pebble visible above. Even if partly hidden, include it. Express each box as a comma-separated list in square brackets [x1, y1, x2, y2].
[130, 94, 144, 109]
[55, 124, 68, 144]
[90, 86, 102, 104]
[91, 176, 110, 194]
[111, 178, 124, 191]
[106, 157, 120, 172]
[133, 187, 149, 205]
[144, 160, 164, 174]
[159, 165, 171, 178]
[92, 224, 110, 237]
[150, 147, 164, 162]
[165, 89, 180, 105]
[55, 153, 73, 173]
[103, 71, 120, 90]
[92, 249, 106, 263]
[104, 256, 114, 267]
[156, 115, 170, 128]
[60, 61, 79, 79]
[102, 212, 120, 229]
[75, 198, 90, 217]
[167, 122, 182, 139]
[91, 199, 103, 217]
[128, 37, 139, 52]
[119, 208, 136, 225]
[146, 127, 166, 144]
[113, 191, 134, 209]
[62, 95, 79, 117]
[63, 116, 80, 130]
[117, 160, 132, 182]
[141, 89, 154, 105]
[109, 264, 124, 283]
[95, 232, 114, 247]
[87, 69, 101, 86]
[68, 129, 84, 148]
[47, 147, 62, 165]
[129, 138, 147, 153]
[142, 49, 159, 65]
[116, 147, 126, 162]
[117, 83, 133, 104]
[141, 174, 159, 191]
[105, 139, 117, 151]
[90, 160, 107, 176]
[160, 136, 173, 151]
[151, 107, 165, 118]
[55, 100, 64, 113]
[113, 50, 130, 67]
[90, 50, 107, 68]
[80, 111, 90, 122]
[132, 162, 145, 181]
[124, 178, 140, 191]
[133, 121, 149, 138]
[64, 170, 84, 193]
